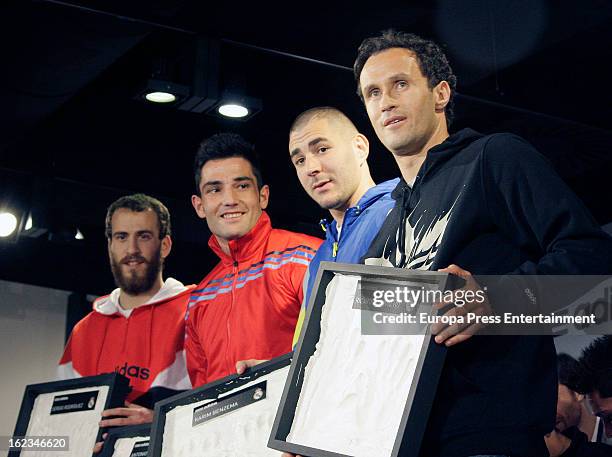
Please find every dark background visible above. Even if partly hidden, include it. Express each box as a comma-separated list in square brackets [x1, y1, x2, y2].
[1, 0, 611, 299]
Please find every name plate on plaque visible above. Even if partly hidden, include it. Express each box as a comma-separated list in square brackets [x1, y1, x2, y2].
[149, 354, 291, 457]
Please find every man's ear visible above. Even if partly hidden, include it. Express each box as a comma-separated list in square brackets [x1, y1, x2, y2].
[353, 133, 370, 164]
[191, 194, 206, 219]
[434, 80, 451, 112]
[161, 235, 172, 259]
[259, 185, 270, 210]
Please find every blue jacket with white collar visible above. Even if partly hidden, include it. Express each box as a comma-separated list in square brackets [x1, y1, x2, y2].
[292, 178, 399, 345]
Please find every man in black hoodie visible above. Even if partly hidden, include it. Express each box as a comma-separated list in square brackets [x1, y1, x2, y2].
[354, 30, 612, 457]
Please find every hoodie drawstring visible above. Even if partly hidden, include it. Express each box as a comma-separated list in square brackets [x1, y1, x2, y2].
[147, 305, 153, 372]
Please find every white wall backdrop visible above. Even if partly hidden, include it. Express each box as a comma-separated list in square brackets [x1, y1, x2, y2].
[0, 279, 69, 455]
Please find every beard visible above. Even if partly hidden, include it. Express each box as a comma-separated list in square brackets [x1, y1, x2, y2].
[110, 249, 163, 296]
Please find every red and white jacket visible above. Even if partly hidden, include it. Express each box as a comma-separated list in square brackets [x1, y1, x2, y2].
[58, 278, 195, 407]
[186, 211, 322, 387]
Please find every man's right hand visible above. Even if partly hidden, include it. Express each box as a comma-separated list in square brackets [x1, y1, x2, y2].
[235, 359, 268, 375]
[94, 402, 154, 453]
[99, 402, 154, 428]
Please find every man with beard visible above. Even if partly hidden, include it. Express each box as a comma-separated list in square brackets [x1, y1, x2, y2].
[58, 194, 195, 433]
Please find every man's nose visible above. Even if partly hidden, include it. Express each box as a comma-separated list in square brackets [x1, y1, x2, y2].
[306, 155, 322, 176]
[127, 236, 140, 254]
[380, 90, 397, 112]
[221, 187, 239, 206]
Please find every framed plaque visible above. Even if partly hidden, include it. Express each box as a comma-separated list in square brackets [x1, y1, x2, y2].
[269, 262, 457, 457]
[99, 424, 151, 457]
[149, 353, 291, 457]
[10, 372, 130, 457]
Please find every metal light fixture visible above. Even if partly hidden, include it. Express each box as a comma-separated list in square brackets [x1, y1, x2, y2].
[136, 37, 220, 113]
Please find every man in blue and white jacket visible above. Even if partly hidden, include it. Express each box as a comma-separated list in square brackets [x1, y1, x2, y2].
[288, 106, 398, 343]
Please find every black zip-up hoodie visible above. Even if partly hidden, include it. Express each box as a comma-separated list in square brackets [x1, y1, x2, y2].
[363, 128, 612, 457]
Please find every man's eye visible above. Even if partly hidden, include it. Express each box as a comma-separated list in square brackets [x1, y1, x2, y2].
[317, 147, 329, 153]
[140, 233, 152, 240]
[115, 234, 126, 241]
[294, 157, 305, 166]
[206, 187, 219, 194]
[238, 183, 250, 189]
[397, 80, 408, 89]
[369, 88, 380, 98]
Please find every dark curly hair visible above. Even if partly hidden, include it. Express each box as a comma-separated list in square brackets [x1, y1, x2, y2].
[193, 132, 263, 194]
[579, 336, 612, 397]
[105, 193, 171, 240]
[353, 29, 457, 127]
[557, 353, 585, 393]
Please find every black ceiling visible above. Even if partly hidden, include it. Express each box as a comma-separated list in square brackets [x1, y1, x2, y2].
[1, 0, 611, 295]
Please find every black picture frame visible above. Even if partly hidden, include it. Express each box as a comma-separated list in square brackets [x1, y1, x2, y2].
[149, 353, 292, 457]
[10, 373, 130, 457]
[98, 424, 151, 457]
[268, 262, 453, 457]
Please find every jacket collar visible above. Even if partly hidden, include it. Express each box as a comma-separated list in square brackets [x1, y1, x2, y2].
[93, 277, 191, 316]
[391, 128, 484, 200]
[320, 178, 399, 240]
[208, 211, 272, 264]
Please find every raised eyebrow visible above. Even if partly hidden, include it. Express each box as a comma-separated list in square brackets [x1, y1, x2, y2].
[389, 73, 412, 85]
[234, 176, 254, 184]
[202, 180, 223, 189]
[290, 137, 327, 158]
[363, 73, 411, 95]
[308, 137, 328, 149]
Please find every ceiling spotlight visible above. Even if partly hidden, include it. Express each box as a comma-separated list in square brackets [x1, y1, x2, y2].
[208, 93, 262, 121]
[218, 104, 249, 118]
[25, 214, 33, 231]
[136, 80, 190, 106]
[145, 91, 177, 104]
[0, 212, 18, 238]
[75, 229, 84, 240]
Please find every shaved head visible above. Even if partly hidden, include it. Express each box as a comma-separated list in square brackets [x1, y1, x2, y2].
[288, 106, 374, 225]
[290, 107, 359, 139]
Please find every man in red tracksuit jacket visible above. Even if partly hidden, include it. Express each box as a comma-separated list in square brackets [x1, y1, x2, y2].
[186, 133, 322, 387]
[58, 194, 195, 450]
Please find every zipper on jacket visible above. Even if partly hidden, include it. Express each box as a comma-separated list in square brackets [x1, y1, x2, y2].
[333, 205, 360, 260]
[226, 260, 239, 374]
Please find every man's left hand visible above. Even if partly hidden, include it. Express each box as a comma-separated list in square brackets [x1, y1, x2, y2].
[99, 401, 154, 428]
[431, 264, 492, 347]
